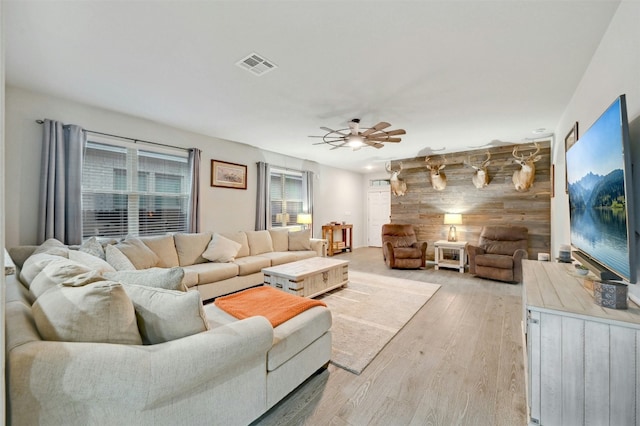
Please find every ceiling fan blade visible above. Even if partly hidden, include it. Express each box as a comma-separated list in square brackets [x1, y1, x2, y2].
[361, 122, 391, 136]
[384, 129, 406, 136]
[367, 136, 402, 143]
[321, 127, 349, 136]
[366, 128, 406, 139]
[364, 140, 385, 149]
[330, 141, 349, 150]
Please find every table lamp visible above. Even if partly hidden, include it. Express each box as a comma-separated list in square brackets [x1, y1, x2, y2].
[297, 213, 312, 235]
[444, 213, 462, 242]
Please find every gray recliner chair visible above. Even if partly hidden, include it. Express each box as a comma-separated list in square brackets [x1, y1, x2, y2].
[467, 226, 529, 283]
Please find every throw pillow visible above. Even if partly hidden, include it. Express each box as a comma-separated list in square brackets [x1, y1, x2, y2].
[29, 258, 94, 299]
[246, 230, 274, 255]
[69, 250, 117, 273]
[288, 229, 311, 251]
[114, 238, 160, 270]
[122, 284, 209, 345]
[79, 236, 106, 259]
[105, 245, 136, 271]
[202, 233, 242, 263]
[269, 228, 289, 252]
[218, 231, 250, 258]
[32, 280, 142, 345]
[104, 267, 187, 292]
[33, 238, 69, 257]
[173, 232, 212, 266]
[140, 235, 180, 267]
[20, 253, 66, 288]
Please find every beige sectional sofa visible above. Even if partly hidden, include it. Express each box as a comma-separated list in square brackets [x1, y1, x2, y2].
[112, 229, 326, 301]
[4, 230, 332, 425]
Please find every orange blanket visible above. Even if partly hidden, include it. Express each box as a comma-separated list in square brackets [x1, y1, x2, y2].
[214, 286, 327, 327]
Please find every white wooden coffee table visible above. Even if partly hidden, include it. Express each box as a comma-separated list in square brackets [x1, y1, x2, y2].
[262, 257, 349, 298]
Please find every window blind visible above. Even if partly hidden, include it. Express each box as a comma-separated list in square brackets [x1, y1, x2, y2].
[82, 141, 189, 239]
[270, 169, 305, 228]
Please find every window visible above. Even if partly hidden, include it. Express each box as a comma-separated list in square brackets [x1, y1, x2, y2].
[270, 168, 308, 228]
[82, 138, 190, 239]
[370, 179, 390, 187]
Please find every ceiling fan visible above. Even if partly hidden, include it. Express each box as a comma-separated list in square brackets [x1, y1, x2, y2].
[310, 118, 406, 150]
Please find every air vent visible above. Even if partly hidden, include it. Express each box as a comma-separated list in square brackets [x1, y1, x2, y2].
[235, 52, 278, 76]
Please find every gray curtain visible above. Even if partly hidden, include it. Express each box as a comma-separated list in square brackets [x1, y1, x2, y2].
[303, 171, 314, 216]
[38, 119, 86, 245]
[187, 148, 201, 233]
[303, 171, 314, 236]
[255, 161, 271, 230]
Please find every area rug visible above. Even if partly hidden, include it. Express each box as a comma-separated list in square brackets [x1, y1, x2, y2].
[316, 270, 441, 375]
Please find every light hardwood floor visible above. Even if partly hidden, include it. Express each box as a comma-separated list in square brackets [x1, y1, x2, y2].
[253, 247, 528, 426]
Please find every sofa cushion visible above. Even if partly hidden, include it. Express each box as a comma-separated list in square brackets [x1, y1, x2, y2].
[174, 232, 212, 266]
[483, 241, 526, 257]
[257, 251, 299, 266]
[476, 253, 514, 269]
[33, 238, 69, 257]
[269, 229, 289, 252]
[287, 250, 318, 262]
[140, 235, 180, 268]
[288, 229, 311, 251]
[30, 258, 94, 299]
[104, 267, 187, 292]
[114, 238, 160, 270]
[122, 284, 209, 345]
[105, 245, 136, 271]
[233, 256, 271, 276]
[79, 236, 106, 259]
[183, 262, 240, 284]
[180, 268, 199, 288]
[204, 303, 331, 372]
[246, 230, 274, 255]
[268, 306, 332, 371]
[32, 280, 142, 345]
[219, 231, 250, 258]
[20, 253, 66, 288]
[202, 233, 242, 263]
[69, 250, 117, 273]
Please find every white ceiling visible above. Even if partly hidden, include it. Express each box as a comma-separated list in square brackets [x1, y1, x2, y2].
[5, 1, 620, 172]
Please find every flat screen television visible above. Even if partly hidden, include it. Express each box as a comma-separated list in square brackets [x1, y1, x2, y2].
[566, 94, 636, 283]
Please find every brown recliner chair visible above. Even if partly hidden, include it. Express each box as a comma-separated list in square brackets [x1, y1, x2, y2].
[381, 224, 427, 269]
[467, 226, 529, 283]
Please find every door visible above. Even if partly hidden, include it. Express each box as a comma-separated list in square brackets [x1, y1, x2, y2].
[367, 189, 391, 247]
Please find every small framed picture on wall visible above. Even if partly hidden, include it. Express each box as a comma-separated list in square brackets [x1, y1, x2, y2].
[211, 160, 247, 189]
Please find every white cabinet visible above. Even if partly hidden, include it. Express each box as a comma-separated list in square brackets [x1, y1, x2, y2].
[522, 260, 640, 426]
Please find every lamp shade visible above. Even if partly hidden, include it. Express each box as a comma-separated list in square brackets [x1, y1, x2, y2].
[297, 213, 312, 225]
[443, 213, 462, 225]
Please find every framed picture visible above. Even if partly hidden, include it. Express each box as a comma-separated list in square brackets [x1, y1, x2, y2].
[211, 160, 247, 189]
[564, 122, 578, 193]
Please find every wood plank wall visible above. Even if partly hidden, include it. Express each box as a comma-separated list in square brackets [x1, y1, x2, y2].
[390, 141, 551, 260]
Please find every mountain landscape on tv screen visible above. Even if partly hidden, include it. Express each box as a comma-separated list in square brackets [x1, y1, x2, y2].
[568, 169, 625, 210]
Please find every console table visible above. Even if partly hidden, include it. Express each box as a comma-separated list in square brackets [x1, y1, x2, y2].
[322, 224, 352, 256]
[522, 260, 640, 426]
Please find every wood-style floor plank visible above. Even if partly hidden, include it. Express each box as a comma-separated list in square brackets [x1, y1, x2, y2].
[253, 247, 527, 426]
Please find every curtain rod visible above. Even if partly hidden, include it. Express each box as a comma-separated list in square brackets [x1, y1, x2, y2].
[35, 119, 189, 152]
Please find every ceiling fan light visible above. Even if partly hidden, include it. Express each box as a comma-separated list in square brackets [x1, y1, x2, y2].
[347, 134, 365, 148]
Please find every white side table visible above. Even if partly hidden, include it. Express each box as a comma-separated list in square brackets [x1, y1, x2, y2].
[434, 240, 468, 273]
